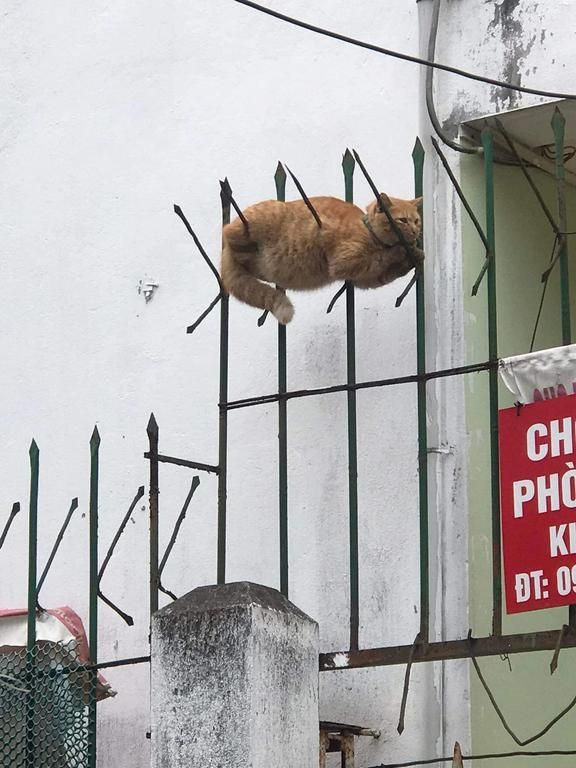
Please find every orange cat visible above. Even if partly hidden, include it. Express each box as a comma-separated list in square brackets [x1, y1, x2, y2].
[221, 194, 423, 324]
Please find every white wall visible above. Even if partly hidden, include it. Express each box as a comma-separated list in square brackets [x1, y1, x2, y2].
[1, 2, 461, 765]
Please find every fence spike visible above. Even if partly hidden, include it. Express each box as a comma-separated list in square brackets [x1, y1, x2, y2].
[395, 272, 418, 307]
[90, 427, 101, 451]
[0, 502, 21, 551]
[97, 485, 145, 626]
[219, 179, 250, 234]
[397, 633, 421, 734]
[274, 162, 287, 199]
[452, 742, 464, 768]
[326, 283, 346, 314]
[187, 293, 223, 335]
[285, 166, 322, 227]
[147, 412, 158, 439]
[158, 477, 201, 601]
[36, 497, 79, 608]
[174, 204, 224, 292]
[353, 149, 420, 277]
[351, 149, 383, 208]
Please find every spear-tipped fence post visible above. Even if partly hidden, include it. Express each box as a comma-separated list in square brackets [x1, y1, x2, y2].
[413, 137, 429, 642]
[25, 440, 39, 768]
[275, 161, 290, 595]
[218, 181, 231, 584]
[88, 427, 100, 768]
[342, 147, 359, 651]
[147, 414, 159, 617]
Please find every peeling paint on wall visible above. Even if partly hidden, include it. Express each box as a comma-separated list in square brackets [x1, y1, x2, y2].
[488, 0, 539, 110]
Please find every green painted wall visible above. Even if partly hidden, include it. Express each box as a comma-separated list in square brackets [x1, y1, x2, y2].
[461, 153, 576, 766]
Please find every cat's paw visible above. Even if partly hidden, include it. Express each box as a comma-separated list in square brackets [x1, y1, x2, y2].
[272, 295, 294, 325]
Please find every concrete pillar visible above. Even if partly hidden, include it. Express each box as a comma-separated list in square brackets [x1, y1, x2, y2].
[151, 581, 319, 768]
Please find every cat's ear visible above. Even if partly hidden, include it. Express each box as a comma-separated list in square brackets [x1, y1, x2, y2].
[412, 196, 423, 208]
[378, 192, 392, 209]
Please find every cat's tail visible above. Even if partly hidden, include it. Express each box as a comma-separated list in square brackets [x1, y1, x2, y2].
[221, 242, 294, 324]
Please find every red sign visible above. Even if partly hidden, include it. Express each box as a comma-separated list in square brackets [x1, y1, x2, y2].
[499, 394, 576, 613]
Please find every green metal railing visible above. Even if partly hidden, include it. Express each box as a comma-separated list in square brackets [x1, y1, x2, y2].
[171, 140, 431, 656]
[2, 109, 573, 764]
[1, 431, 152, 766]
[171, 109, 574, 671]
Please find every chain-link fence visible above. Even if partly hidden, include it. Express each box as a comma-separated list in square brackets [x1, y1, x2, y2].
[0, 641, 96, 768]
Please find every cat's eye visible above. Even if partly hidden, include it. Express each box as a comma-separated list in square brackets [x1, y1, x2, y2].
[398, 217, 408, 223]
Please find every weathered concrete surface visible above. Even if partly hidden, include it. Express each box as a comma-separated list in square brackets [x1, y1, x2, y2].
[151, 581, 319, 768]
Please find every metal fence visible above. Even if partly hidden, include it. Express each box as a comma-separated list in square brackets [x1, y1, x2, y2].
[168, 108, 575, 676]
[0, 435, 148, 767]
[0, 642, 92, 768]
[2, 108, 574, 766]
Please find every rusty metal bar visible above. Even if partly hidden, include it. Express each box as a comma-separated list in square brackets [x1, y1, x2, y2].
[285, 166, 322, 227]
[431, 136, 490, 252]
[143, 451, 219, 475]
[0, 502, 20, 551]
[320, 627, 576, 670]
[187, 293, 222, 335]
[352, 149, 416, 259]
[158, 476, 200, 600]
[174, 204, 224, 292]
[97, 486, 145, 625]
[326, 283, 347, 314]
[36, 497, 79, 606]
[225, 359, 497, 411]
[494, 119, 558, 233]
[370, 749, 576, 767]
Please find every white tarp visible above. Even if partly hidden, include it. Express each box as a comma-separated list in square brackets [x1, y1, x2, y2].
[498, 343, 576, 404]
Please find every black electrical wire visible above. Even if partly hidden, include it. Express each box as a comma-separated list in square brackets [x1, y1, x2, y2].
[426, 0, 479, 154]
[232, 0, 576, 102]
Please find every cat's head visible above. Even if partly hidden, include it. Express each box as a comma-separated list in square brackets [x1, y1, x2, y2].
[366, 194, 422, 245]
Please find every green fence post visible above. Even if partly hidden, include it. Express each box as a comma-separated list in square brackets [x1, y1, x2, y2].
[482, 128, 502, 637]
[25, 440, 39, 768]
[552, 107, 571, 345]
[552, 107, 574, 626]
[147, 414, 159, 617]
[275, 162, 289, 596]
[88, 427, 100, 768]
[218, 183, 231, 585]
[342, 148, 359, 651]
[413, 138, 428, 641]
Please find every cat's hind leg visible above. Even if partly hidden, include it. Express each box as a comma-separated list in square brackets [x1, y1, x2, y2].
[221, 243, 294, 324]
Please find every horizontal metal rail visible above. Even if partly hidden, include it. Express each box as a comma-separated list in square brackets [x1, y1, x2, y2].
[143, 452, 219, 474]
[320, 628, 576, 670]
[224, 360, 497, 410]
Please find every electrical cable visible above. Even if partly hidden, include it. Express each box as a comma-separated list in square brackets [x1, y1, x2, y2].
[469, 632, 576, 747]
[529, 235, 559, 352]
[426, 0, 479, 154]
[232, 0, 576, 102]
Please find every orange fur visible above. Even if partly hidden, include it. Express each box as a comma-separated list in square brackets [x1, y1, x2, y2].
[221, 194, 423, 324]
